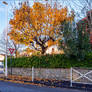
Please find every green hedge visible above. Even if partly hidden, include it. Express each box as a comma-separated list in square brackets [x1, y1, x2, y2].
[7, 54, 92, 68]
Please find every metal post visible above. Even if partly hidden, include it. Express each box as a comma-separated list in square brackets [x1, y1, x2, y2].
[10, 55, 12, 75]
[5, 3, 8, 77]
[32, 66, 34, 82]
[3, 1, 8, 77]
[70, 67, 72, 87]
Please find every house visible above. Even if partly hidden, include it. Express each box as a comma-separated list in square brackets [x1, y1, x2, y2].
[0, 54, 5, 62]
[45, 39, 64, 55]
[19, 51, 32, 57]
[78, 10, 92, 46]
[19, 48, 40, 57]
[45, 45, 64, 54]
[0, 54, 4, 74]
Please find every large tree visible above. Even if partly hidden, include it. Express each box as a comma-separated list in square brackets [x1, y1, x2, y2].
[59, 20, 91, 60]
[9, 1, 73, 54]
[59, 21, 77, 57]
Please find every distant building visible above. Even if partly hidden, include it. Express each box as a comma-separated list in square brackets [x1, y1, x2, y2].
[19, 51, 32, 57]
[19, 49, 40, 57]
[45, 45, 64, 54]
[78, 10, 92, 46]
[0, 54, 4, 74]
[0, 54, 5, 62]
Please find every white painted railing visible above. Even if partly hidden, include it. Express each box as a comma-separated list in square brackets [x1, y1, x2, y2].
[32, 66, 34, 82]
[70, 67, 92, 87]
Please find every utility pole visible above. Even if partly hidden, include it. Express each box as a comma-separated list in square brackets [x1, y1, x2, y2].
[2, 1, 8, 77]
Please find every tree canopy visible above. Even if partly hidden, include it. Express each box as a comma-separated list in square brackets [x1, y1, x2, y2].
[9, 1, 74, 54]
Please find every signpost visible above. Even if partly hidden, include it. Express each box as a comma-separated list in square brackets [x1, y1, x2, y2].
[9, 48, 15, 55]
[9, 48, 15, 75]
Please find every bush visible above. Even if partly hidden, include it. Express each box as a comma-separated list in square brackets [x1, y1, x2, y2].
[7, 54, 92, 68]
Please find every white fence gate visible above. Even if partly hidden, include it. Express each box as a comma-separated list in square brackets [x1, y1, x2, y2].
[70, 67, 92, 87]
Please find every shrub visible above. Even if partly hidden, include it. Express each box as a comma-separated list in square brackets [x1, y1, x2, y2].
[7, 54, 92, 68]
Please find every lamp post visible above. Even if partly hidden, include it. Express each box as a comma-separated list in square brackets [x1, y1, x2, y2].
[2, 1, 8, 77]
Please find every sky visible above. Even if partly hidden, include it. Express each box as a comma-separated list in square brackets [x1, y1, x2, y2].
[0, 0, 90, 38]
[0, 0, 91, 54]
[0, 1, 7, 36]
[0, 0, 20, 36]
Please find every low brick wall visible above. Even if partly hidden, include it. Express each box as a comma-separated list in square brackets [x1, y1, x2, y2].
[8, 68, 70, 81]
[8, 68, 92, 83]
[34, 68, 70, 80]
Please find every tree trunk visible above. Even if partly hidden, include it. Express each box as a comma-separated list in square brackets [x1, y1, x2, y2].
[41, 46, 47, 55]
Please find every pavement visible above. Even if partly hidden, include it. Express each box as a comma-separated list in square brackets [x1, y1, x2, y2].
[0, 81, 88, 92]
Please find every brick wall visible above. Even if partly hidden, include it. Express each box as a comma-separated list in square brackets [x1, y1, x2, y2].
[8, 68, 70, 81]
[8, 68, 92, 83]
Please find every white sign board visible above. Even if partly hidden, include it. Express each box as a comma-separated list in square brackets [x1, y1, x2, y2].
[0, 55, 4, 61]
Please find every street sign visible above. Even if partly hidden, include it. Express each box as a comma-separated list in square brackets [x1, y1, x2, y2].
[9, 48, 15, 55]
[8, 48, 15, 75]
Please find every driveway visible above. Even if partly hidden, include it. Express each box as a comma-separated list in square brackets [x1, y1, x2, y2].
[0, 81, 88, 92]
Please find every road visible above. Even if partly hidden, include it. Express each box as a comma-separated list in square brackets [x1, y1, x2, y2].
[0, 81, 86, 92]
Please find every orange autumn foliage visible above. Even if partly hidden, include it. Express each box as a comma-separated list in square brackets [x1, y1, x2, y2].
[9, 1, 74, 54]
